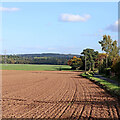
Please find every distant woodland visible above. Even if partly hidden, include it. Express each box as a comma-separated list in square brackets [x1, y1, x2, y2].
[0, 53, 80, 65]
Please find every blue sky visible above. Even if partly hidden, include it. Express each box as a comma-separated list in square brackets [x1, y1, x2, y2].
[1, 2, 118, 55]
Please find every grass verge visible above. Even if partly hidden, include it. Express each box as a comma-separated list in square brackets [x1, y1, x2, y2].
[80, 72, 120, 98]
[100, 73, 120, 84]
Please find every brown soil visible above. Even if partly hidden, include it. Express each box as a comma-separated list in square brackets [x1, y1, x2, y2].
[2, 70, 120, 119]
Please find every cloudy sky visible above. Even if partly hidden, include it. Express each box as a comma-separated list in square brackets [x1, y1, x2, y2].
[1, 2, 118, 54]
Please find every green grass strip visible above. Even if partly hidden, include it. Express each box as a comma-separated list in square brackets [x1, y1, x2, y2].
[0, 64, 72, 71]
[80, 72, 120, 97]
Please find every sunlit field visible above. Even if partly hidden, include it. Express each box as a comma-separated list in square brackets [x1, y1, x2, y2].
[0, 64, 71, 71]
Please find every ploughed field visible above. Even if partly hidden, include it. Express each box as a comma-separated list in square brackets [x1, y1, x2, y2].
[2, 70, 120, 119]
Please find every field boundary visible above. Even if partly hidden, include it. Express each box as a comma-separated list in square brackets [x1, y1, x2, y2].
[80, 73, 120, 100]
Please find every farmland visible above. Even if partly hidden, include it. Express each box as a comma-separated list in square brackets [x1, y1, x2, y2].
[0, 64, 71, 71]
[2, 70, 120, 119]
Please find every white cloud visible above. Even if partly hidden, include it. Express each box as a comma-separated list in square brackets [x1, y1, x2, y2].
[60, 13, 91, 22]
[105, 20, 119, 32]
[0, 7, 20, 12]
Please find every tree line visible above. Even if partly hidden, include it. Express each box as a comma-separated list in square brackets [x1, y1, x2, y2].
[68, 35, 120, 79]
[1, 35, 119, 79]
[0, 54, 79, 65]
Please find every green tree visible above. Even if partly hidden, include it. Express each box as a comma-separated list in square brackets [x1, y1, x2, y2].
[81, 48, 98, 71]
[99, 35, 112, 67]
[111, 56, 120, 79]
[99, 35, 119, 67]
[110, 40, 119, 60]
[97, 53, 107, 73]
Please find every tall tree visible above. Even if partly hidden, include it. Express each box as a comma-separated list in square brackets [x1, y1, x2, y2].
[99, 35, 112, 67]
[81, 48, 98, 71]
[97, 53, 107, 73]
[99, 35, 118, 67]
[110, 40, 119, 60]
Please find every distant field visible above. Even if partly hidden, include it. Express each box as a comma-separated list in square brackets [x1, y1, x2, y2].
[0, 64, 72, 71]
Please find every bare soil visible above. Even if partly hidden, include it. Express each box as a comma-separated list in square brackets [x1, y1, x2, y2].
[2, 70, 120, 119]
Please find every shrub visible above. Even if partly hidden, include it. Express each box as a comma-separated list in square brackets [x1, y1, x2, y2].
[111, 56, 120, 78]
[68, 56, 83, 70]
[104, 68, 111, 76]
